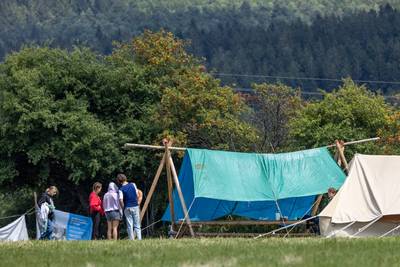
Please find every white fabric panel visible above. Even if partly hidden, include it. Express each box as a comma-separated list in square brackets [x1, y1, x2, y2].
[320, 154, 400, 223]
[0, 216, 29, 241]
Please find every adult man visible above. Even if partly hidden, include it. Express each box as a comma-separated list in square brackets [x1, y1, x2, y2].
[117, 174, 143, 240]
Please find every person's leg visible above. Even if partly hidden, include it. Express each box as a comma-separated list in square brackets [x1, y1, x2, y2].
[132, 206, 142, 240]
[39, 218, 48, 240]
[91, 212, 100, 240]
[124, 208, 134, 240]
[112, 220, 119, 240]
[107, 221, 112, 240]
[47, 219, 54, 240]
[95, 212, 100, 239]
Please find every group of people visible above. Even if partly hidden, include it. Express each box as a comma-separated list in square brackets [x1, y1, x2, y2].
[38, 173, 143, 240]
[89, 174, 143, 240]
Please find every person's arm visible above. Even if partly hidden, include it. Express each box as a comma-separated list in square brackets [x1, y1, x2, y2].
[119, 190, 124, 210]
[137, 189, 143, 206]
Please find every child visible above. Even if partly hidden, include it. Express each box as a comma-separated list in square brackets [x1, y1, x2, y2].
[89, 182, 104, 240]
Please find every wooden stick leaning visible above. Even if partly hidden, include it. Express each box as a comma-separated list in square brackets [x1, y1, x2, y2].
[34, 192, 38, 240]
[168, 155, 195, 237]
[335, 140, 349, 173]
[165, 142, 176, 230]
[140, 153, 166, 221]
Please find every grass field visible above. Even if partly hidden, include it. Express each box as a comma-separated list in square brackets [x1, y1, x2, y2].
[1, 238, 400, 267]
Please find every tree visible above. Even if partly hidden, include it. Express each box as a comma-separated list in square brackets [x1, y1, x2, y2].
[114, 30, 259, 151]
[0, 31, 259, 222]
[250, 83, 302, 152]
[288, 79, 391, 157]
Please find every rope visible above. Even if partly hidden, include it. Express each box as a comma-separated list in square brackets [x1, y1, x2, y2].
[271, 190, 289, 235]
[141, 219, 162, 231]
[380, 224, 400, 237]
[213, 72, 400, 85]
[283, 197, 321, 238]
[351, 215, 383, 237]
[327, 221, 356, 238]
[175, 199, 195, 239]
[254, 215, 318, 239]
[0, 207, 35, 221]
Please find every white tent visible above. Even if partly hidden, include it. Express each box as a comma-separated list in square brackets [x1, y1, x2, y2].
[0, 216, 29, 241]
[320, 154, 400, 237]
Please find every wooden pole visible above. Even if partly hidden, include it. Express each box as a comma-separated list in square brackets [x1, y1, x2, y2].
[125, 137, 380, 152]
[140, 153, 166, 221]
[164, 141, 176, 230]
[34, 192, 38, 208]
[125, 143, 186, 151]
[311, 195, 323, 216]
[326, 137, 380, 148]
[168, 155, 195, 237]
[34, 192, 39, 239]
[335, 140, 349, 173]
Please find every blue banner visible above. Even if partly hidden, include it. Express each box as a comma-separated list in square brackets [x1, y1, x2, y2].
[53, 210, 92, 240]
[66, 213, 92, 240]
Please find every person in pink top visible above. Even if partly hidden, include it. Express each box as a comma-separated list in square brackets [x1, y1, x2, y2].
[103, 182, 122, 240]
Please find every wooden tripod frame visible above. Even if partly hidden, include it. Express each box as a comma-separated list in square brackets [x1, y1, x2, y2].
[139, 139, 195, 237]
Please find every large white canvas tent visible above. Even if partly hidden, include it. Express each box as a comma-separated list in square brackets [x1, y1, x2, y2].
[320, 154, 400, 237]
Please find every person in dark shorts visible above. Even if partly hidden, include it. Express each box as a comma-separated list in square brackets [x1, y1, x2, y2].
[103, 182, 122, 240]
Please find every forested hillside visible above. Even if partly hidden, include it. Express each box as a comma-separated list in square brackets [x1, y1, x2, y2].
[1, 1, 400, 92]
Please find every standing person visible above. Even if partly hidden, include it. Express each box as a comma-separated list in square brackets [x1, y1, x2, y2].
[38, 186, 58, 240]
[103, 182, 122, 240]
[89, 182, 104, 240]
[117, 174, 143, 240]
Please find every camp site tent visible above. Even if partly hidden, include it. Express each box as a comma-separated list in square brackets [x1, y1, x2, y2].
[0, 216, 29, 242]
[162, 147, 346, 223]
[319, 154, 400, 237]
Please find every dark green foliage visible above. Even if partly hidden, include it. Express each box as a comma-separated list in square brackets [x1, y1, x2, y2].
[0, 32, 257, 226]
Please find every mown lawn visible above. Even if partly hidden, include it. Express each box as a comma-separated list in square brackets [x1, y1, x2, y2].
[1, 237, 400, 267]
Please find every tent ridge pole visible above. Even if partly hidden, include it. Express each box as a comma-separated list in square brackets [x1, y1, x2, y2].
[125, 143, 186, 151]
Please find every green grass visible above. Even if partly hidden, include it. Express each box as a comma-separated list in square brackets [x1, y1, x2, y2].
[1, 238, 400, 266]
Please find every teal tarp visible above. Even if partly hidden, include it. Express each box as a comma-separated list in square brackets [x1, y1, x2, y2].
[188, 147, 345, 201]
[162, 147, 346, 222]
